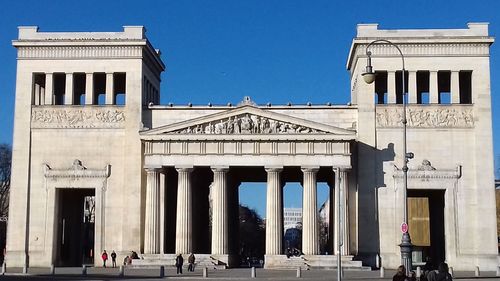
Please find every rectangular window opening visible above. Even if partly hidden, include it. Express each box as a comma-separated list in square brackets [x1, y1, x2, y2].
[93, 73, 106, 105]
[375, 71, 388, 104]
[73, 73, 86, 105]
[33, 73, 46, 105]
[395, 70, 409, 104]
[459, 71, 472, 104]
[114, 73, 126, 106]
[416, 71, 430, 104]
[53, 73, 66, 105]
[438, 71, 451, 104]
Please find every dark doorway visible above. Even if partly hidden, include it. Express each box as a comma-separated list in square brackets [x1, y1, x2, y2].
[56, 188, 95, 267]
[408, 189, 445, 268]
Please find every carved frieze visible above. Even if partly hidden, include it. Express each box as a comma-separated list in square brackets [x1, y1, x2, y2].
[32, 106, 125, 129]
[173, 113, 326, 134]
[376, 106, 474, 128]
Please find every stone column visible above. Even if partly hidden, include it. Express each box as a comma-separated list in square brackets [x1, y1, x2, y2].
[85, 73, 94, 105]
[408, 71, 417, 104]
[429, 71, 439, 104]
[44, 73, 53, 105]
[265, 167, 283, 255]
[339, 167, 350, 255]
[211, 167, 229, 255]
[301, 167, 319, 255]
[175, 167, 193, 254]
[144, 168, 161, 254]
[106, 73, 114, 105]
[334, 167, 350, 255]
[451, 71, 460, 104]
[387, 71, 396, 104]
[64, 73, 73, 105]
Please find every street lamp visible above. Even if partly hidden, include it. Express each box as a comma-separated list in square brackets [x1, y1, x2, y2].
[362, 39, 414, 274]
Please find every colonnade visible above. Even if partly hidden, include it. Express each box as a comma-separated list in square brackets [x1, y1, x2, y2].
[386, 70, 463, 104]
[143, 166, 351, 257]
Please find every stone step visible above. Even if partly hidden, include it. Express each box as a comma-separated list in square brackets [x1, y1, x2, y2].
[131, 254, 226, 269]
[265, 255, 370, 270]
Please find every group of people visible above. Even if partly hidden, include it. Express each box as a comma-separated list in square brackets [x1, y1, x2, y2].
[175, 253, 196, 274]
[100, 250, 117, 268]
[101, 250, 139, 268]
[393, 263, 453, 281]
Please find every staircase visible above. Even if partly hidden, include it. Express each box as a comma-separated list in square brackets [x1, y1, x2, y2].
[265, 255, 371, 270]
[131, 254, 227, 269]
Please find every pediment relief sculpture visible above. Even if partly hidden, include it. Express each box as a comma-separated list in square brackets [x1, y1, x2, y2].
[172, 113, 326, 135]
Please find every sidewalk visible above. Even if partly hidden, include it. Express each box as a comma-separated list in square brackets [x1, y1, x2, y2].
[1, 267, 500, 280]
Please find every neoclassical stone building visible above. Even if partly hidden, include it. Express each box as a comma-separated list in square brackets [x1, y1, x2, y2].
[6, 23, 498, 270]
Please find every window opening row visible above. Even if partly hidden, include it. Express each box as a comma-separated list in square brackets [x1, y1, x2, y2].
[374, 70, 472, 105]
[32, 72, 126, 106]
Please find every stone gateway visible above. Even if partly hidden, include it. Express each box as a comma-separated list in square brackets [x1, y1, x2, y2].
[5, 23, 498, 271]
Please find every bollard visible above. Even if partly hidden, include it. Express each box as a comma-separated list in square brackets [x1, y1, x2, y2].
[474, 266, 480, 277]
[50, 264, 55, 275]
[160, 265, 165, 278]
[379, 267, 385, 278]
[119, 265, 124, 277]
[1, 262, 6, 275]
[82, 265, 87, 276]
[251, 266, 256, 278]
[496, 266, 500, 276]
[416, 266, 421, 278]
[22, 264, 28, 274]
[203, 267, 208, 278]
[449, 266, 454, 277]
[296, 267, 302, 278]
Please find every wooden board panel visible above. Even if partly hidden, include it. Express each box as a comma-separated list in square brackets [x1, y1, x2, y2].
[408, 197, 430, 246]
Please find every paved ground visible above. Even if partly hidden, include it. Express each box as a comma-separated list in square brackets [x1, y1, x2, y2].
[1, 267, 500, 280]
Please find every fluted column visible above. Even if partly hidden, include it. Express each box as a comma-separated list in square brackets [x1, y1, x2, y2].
[175, 167, 193, 254]
[265, 167, 283, 255]
[144, 168, 161, 254]
[334, 167, 350, 256]
[302, 167, 319, 255]
[211, 167, 229, 255]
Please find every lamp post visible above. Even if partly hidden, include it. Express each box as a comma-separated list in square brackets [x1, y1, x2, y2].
[361, 39, 413, 274]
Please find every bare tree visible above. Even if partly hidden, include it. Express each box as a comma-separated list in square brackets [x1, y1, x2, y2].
[0, 144, 11, 218]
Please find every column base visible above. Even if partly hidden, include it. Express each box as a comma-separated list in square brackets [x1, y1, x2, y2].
[5, 250, 28, 267]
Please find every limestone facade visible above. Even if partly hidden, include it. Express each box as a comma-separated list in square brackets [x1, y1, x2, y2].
[5, 23, 498, 270]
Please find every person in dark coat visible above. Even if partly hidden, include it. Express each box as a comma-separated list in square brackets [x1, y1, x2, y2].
[435, 262, 453, 281]
[175, 254, 184, 274]
[111, 250, 117, 268]
[188, 253, 195, 271]
[392, 265, 407, 281]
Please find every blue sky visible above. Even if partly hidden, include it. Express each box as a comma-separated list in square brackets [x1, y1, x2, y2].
[1, 1, 499, 216]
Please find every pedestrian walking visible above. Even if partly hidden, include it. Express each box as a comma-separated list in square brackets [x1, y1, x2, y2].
[101, 250, 108, 268]
[188, 253, 195, 271]
[111, 250, 117, 268]
[175, 253, 184, 274]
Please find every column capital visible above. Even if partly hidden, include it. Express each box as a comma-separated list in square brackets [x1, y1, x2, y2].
[301, 166, 320, 173]
[265, 166, 283, 173]
[211, 166, 229, 173]
[176, 166, 193, 173]
[333, 165, 352, 172]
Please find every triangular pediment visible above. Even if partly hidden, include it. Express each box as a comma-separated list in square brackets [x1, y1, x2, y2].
[141, 105, 355, 137]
